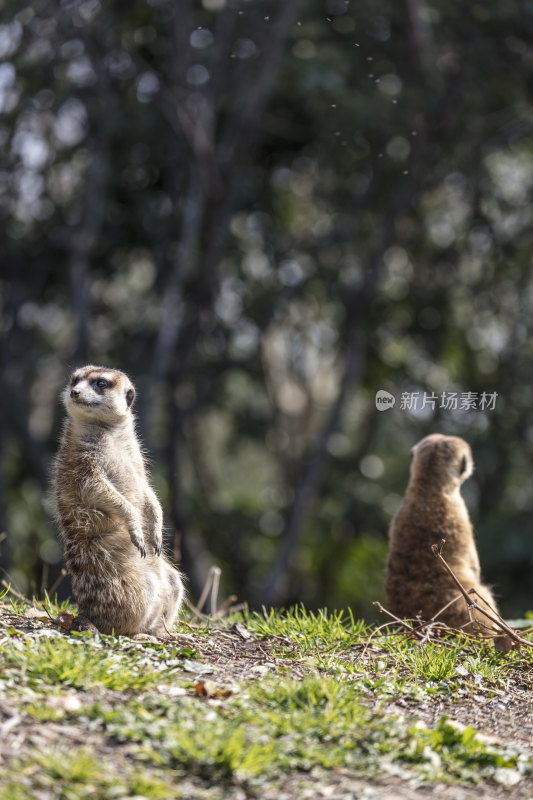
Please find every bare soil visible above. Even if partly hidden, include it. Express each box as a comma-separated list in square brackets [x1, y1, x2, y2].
[0, 604, 531, 800]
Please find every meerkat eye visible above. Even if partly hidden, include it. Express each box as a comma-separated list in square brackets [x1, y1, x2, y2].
[94, 379, 109, 389]
[71, 376, 81, 387]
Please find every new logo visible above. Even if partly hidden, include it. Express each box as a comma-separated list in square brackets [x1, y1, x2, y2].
[375, 390, 395, 411]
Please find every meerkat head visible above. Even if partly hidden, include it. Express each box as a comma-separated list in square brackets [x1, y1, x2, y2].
[409, 433, 473, 490]
[62, 365, 136, 425]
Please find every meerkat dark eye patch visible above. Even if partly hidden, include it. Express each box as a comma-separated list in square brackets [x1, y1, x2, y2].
[91, 378, 113, 394]
[71, 376, 81, 387]
[126, 387, 135, 407]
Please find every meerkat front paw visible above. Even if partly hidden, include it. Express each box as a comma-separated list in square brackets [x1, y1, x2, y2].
[152, 527, 162, 557]
[129, 525, 147, 558]
[144, 494, 163, 557]
[144, 520, 162, 556]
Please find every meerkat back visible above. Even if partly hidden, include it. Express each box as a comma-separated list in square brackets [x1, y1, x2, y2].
[385, 433, 499, 631]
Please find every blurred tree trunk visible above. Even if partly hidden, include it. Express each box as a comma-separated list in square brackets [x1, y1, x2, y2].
[139, 1, 298, 437]
[143, 1, 298, 601]
[0, 289, 9, 579]
[259, 236, 392, 607]
[259, 130, 427, 607]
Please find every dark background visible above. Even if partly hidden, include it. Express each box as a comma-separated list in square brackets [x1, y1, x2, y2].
[1, 0, 532, 619]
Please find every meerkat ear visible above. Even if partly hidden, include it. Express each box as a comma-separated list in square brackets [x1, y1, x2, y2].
[126, 387, 136, 408]
[459, 454, 467, 474]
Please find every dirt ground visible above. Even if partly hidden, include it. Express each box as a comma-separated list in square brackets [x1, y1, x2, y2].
[0, 605, 532, 800]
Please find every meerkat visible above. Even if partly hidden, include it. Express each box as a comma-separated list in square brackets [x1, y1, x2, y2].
[385, 433, 499, 631]
[53, 365, 184, 637]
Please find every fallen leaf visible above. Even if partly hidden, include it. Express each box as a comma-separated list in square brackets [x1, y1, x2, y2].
[194, 680, 233, 698]
[231, 622, 252, 641]
[55, 611, 75, 631]
[194, 680, 215, 697]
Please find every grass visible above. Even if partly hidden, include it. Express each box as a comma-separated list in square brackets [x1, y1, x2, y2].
[392, 638, 466, 681]
[0, 598, 532, 799]
[243, 606, 533, 695]
[0, 749, 177, 800]
[0, 631, 185, 691]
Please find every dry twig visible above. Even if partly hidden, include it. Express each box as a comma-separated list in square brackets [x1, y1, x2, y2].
[47, 568, 68, 598]
[431, 540, 532, 649]
[372, 540, 532, 652]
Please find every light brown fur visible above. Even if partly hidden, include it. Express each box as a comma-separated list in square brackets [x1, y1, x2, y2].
[385, 434, 498, 631]
[53, 365, 184, 636]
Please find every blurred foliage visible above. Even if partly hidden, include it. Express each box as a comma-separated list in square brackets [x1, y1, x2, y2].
[1, 0, 533, 618]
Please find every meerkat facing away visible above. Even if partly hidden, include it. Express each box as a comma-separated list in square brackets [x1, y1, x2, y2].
[385, 433, 498, 631]
[53, 365, 184, 636]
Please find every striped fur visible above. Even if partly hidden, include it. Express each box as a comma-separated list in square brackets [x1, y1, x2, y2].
[53, 365, 184, 636]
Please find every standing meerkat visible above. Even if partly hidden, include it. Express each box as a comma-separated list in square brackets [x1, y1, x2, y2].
[385, 433, 498, 631]
[53, 365, 184, 636]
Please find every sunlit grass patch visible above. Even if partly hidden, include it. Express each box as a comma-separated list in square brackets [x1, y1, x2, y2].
[460, 651, 513, 683]
[0, 749, 178, 800]
[400, 717, 530, 785]
[241, 605, 372, 667]
[227, 605, 531, 701]
[40, 590, 77, 616]
[394, 639, 466, 682]
[0, 632, 181, 691]
[0, 603, 531, 798]
[100, 676, 383, 780]
[91, 674, 532, 787]
[4, 692, 529, 797]
[370, 630, 530, 696]
[246, 605, 370, 645]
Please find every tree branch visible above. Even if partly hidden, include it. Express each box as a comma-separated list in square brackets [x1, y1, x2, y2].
[432, 541, 532, 648]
